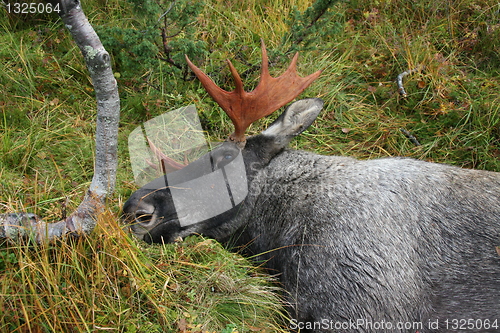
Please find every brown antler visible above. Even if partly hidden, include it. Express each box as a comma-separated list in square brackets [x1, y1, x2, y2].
[146, 137, 186, 173]
[186, 40, 321, 144]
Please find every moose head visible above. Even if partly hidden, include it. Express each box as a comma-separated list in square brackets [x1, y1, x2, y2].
[123, 41, 322, 243]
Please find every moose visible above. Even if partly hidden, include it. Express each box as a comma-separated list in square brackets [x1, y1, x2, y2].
[123, 42, 500, 332]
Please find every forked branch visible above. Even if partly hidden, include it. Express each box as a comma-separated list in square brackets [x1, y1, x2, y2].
[0, 0, 120, 242]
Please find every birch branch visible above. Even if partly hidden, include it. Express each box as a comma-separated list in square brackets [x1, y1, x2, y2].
[400, 128, 421, 146]
[0, 0, 120, 242]
[396, 65, 425, 98]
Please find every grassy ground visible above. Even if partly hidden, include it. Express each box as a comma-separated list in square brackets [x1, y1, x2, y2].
[1, 0, 499, 331]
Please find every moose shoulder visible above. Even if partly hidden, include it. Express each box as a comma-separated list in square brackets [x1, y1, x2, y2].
[123, 44, 500, 332]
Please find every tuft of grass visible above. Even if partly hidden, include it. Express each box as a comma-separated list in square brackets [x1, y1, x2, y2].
[0, 211, 288, 332]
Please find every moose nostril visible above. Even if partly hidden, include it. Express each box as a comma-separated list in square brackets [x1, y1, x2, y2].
[136, 213, 154, 225]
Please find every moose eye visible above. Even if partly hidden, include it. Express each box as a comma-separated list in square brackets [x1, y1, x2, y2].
[212, 152, 235, 170]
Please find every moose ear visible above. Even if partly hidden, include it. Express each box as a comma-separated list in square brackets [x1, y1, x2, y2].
[262, 98, 323, 147]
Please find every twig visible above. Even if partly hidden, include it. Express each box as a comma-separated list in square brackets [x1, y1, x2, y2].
[400, 128, 421, 146]
[156, 0, 176, 26]
[396, 65, 425, 98]
[159, 27, 183, 70]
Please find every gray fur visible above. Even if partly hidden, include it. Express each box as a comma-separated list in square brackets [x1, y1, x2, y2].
[123, 98, 500, 332]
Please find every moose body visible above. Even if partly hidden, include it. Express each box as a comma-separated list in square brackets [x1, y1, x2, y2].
[235, 149, 500, 332]
[123, 99, 500, 332]
[123, 44, 500, 332]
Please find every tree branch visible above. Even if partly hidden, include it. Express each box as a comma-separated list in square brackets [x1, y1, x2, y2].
[400, 128, 421, 146]
[0, 0, 120, 242]
[158, 27, 183, 69]
[396, 65, 425, 97]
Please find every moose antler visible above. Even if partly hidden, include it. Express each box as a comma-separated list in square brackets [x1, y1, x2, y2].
[146, 137, 186, 173]
[186, 40, 321, 144]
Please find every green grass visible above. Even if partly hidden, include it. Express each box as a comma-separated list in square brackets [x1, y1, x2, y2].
[1, 0, 500, 331]
[0, 214, 285, 332]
